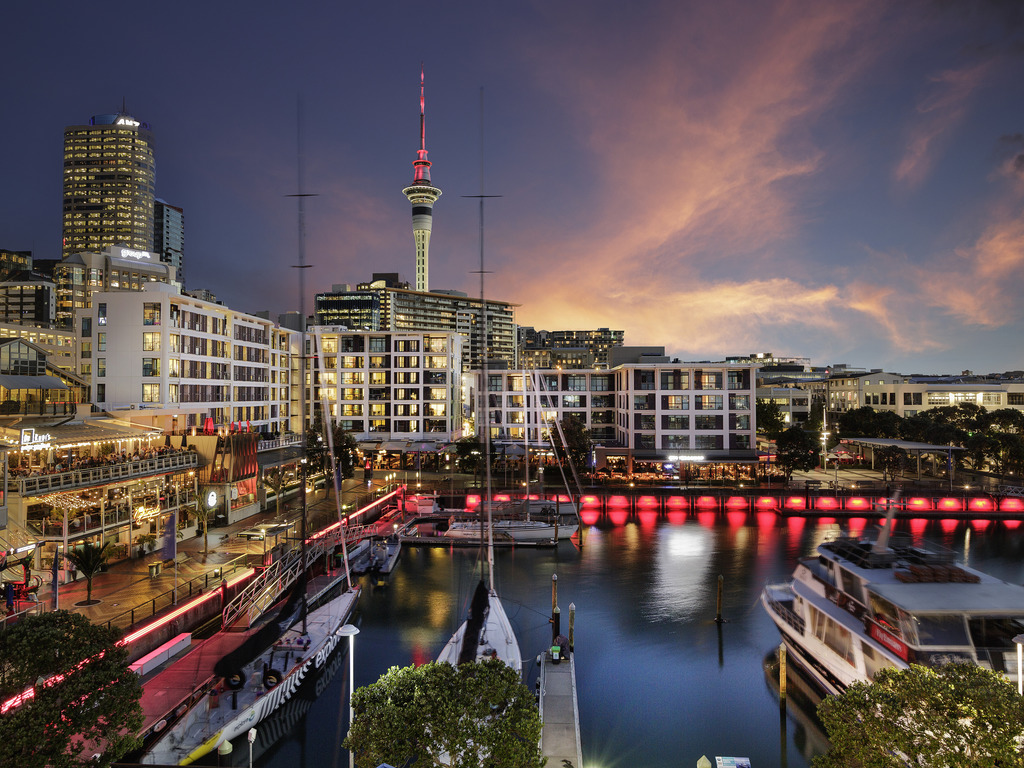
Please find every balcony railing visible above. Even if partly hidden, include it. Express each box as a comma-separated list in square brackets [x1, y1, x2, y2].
[0, 401, 79, 417]
[14, 451, 199, 496]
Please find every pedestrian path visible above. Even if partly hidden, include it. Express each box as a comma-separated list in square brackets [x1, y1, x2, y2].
[538, 648, 582, 768]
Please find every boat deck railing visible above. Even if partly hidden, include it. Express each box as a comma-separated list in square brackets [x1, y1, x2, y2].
[764, 583, 805, 634]
[821, 531, 956, 569]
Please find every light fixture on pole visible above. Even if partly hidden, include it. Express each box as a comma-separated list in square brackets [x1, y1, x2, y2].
[247, 727, 257, 768]
[338, 624, 360, 768]
[1014, 633, 1024, 695]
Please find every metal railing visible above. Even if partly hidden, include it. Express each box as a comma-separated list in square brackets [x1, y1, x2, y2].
[14, 451, 198, 495]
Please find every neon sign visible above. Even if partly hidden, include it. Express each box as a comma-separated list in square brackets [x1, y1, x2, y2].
[20, 428, 52, 449]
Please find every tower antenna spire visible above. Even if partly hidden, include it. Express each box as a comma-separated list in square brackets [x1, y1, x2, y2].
[403, 64, 442, 292]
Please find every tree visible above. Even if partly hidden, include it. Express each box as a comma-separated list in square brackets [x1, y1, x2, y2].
[837, 406, 902, 439]
[774, 427, 817, 483]
[343, 660, 543, 768]
[0, 610, 143, 768]
[756, 398, 787, 441]
[814, 663, 1024, 768]
[63, 541, 111, 604]
[263, 465, 287, 518]
[876, 444, 909, 482]
[552, 413, 591, 478]
[454, 437, 484, 477]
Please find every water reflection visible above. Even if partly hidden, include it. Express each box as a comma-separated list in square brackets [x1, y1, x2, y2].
[247, 512, 1024, 768]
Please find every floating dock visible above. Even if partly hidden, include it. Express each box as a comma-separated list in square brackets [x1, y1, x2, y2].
[538, 648, 583, 768]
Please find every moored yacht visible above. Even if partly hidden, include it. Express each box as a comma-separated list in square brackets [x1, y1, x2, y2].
[762, 526, 1024, 696]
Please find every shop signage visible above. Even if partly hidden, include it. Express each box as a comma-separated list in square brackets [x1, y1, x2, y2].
[207, 490, 218, 508]
[20, 428, 52, 449]
[868, 622, 910, 661]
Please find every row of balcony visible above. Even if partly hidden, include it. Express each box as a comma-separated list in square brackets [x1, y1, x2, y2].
[12, 451, 199, 495]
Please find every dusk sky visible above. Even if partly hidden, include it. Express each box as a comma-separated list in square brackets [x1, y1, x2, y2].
[3, 1, 1024, 374]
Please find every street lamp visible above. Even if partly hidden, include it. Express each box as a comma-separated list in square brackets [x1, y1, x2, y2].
[1014, 633, 1024, 695]
[338, 624, 360, 768]
[247, 727, 257, 768]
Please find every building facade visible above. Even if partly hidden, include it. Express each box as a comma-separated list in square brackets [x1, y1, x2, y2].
[62, 111, 155, 259]
[0, 271, 56, 326]
[154, 199, 185, 287]
[518, 327, 625, 368]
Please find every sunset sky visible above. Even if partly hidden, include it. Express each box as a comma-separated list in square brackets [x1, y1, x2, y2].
[3, 1, 1024, 374]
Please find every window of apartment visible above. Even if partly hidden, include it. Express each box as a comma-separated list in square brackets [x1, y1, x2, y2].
[370, 404, 387, 417]
[695, 415, 722, 430]
[347, 356, 368, 368]
[730, 414, 750, 430]
[80, 341, 91, 359]
[395, 356, 419, 368]
[342, 404, 363, 416]
[96, 383, 105, 402]
[662, 435, 690, 449]
[427, 403, 447, 417]
[142, 358, 161, 377]
[369, 337, 387, 353]
[565, 374, 587, 391]
[96, 358, 105, 377]
[982, 393, 1002, 405]
[634, 370, 655, 391]
[903, 392, 923, 405]
[143, 302, 161, 326]
[143, 332, 161, 352]
[634, 394, 654, 410]
[97, 303, 107, 326]
[727, 370, 749, 390]
[342, 388, 363, 401]
[395, 339, 420, 352]
[696, 435, 723, 450]
[634, 434, 655, 449]
[81, 317, 92, 338]
[663, 395, 689, 410]
[425, 356, 447, 370]
[142, 383, 160, 402]
[168, 358, 179, 378]
[1009, 393, 1024, 406]
[660, 370, 688, 390]
[662, 415, 689, 430]
[729, 394, 750, 410]
[488, 374, 503, 391]
[96, 332, 106, 352]
[700, 372, 723, 389]
[80, 363, 91, 376]
[563, 394, 585, 408]
[168, 383, 179, 403]
[341, 372, 365, 385]
[428, 387, 446, 401]
[695, 395, 723, 410]
[590, 375, 612, 391]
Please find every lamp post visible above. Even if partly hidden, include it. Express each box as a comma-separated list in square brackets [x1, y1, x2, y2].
[247, 727, 256, 768]
[1014, 633, 1024, 695]
[338, 624, 360, 768]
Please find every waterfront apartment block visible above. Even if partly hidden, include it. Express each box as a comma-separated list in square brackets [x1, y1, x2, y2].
[518, 327, 625, 369]
[474, 361, 758, 473]
[825, 371, 1024, 419]
[314, 275, 517, 370]
[307, 326, 464, 443]
[81, 283, 295, 436]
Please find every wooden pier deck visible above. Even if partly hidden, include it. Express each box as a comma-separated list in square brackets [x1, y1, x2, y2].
[538, 649, 583, 768]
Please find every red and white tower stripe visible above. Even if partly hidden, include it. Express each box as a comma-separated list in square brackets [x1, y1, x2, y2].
[402, 65, 442, 292]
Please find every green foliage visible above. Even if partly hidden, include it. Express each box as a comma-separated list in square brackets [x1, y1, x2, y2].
[552, 414, 591, 477]
[755, 399, 787, 441]
[454, 437, 484, 474]
[63, 541, 111, 603]
[0, 610, 143, 768]
[837, 406, 902, 439]
[774, 426, 818, 483]
[814, 663, 1024, 768]
[876, 444, 909, 482]
[343, 660, 544, 768]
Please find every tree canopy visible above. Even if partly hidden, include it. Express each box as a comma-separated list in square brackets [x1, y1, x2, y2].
[552, 414, 591, 478]
[343, 659, 543, 768]
[0, 610, 143, 768]
[63, 541, 111, 604]
[774, 426, 818, 483]
[814, 662, 1024, 768]
[755, 398, 787, 441]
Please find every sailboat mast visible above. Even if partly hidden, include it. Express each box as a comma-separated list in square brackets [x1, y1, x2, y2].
[478, 89, 495, 590]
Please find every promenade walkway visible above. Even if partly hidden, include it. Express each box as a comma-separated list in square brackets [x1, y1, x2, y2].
[539, 648, 583, 768]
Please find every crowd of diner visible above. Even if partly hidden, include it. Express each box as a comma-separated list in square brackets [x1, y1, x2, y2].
[9, 444, 195, 478]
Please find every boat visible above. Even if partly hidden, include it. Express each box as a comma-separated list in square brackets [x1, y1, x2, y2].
[761, 511, 1024, 696]
[139, 575, 359, 765]
[443, 515, 562, 543]
[367, 536, 402, 574]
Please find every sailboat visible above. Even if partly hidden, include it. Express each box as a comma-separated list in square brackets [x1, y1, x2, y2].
[437, 112, 521, 674]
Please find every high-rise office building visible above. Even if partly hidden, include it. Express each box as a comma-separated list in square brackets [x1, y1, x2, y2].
[62, 110, 155, 259]
[154, 199, 184, 286]
[401, 69, 441, 292]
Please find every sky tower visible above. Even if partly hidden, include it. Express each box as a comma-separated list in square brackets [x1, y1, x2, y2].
[402, 66, 442, 292]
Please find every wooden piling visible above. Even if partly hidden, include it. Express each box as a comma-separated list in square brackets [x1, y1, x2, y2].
[568, 602, 575, 652]
[779, 643, 787, 699]
[715, 574, 723, 623]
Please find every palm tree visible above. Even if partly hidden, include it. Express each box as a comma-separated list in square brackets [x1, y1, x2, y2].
[63, 541, 111, 604]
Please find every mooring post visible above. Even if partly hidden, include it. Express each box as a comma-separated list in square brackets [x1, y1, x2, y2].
[551, 573, 560, 641]
[568, 602, 576, 652]
[715, 573, 724, 623]
[779, 643, 787, 700]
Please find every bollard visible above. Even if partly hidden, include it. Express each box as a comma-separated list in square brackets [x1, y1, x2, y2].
[551, 574, 560, 642]
[715, 574, 724, 623]
[779, 643, 787, 700]
[568, 602, 576, 652]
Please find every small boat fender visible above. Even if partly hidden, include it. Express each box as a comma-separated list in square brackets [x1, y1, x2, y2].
[225, 671, 246, 690]
[263, 669, 283, 688]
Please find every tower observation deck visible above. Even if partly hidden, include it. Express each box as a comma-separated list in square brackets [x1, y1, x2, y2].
[402, 67, 442, 293]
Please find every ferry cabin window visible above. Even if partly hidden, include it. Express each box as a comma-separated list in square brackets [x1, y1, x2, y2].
[862, 643, 896, 681]
[968, 617, 1024, 652]
[912, 614, 969, 647]
[868, 594, 904, 639]
[837, 566, 866, 606]
[810, 606, 855, 665]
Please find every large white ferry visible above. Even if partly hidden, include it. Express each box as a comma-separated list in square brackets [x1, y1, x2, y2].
[762, 525, 1024, 695]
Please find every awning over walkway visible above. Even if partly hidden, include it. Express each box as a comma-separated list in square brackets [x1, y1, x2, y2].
[839, 437, 964, 454]
[0, 374, 69, 390]
[4, 419, 161, 450]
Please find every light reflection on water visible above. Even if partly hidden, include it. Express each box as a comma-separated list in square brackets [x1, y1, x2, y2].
[244, 513, 1024, 768]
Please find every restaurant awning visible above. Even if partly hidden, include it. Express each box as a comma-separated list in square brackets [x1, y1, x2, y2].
[0, 374, 69, 390]
[380, 441, 407, 451]
[4, 419, 161, 450]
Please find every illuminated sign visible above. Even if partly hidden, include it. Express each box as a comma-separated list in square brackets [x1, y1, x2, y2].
[115, 117, 140, 127]
[20, 428, 52, 449]
[117, 248, 152, 261]
[207, 491, 217, 508]
[868, 622, 910, 661]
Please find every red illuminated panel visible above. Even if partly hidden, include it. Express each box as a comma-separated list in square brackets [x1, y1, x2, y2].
[845, 497, 871, 511]
[608, 495, 629, 507]
[909, 518, 928, 536]
[666, 496, 689, 509]
[784, 497, 806, 511]
[637, 495, 658, 508]
[815, 496, 840, 511]
[667, 510, 686, 526]
[695, 496, 718, 510]
[609, 509, 629, 526]
[638, 509, 658, 528]
[554, 494, 572, 503]
[725, 496, 748, 510]
[580, 495, 601, 506]
[906, 497, 932, 511]
[969, 497, 995, 512]
[580, 509, 600, 526]
[1000, 498, 1024, 513]
[847, 517, 867, 537]
[494, 494, 511, 502]
[936, 498, 963, 512]
[754, 497, 778, 510]
[756, 512, 776, 528]
[818, 517, 836, 525]
[466, 494, 482, 507]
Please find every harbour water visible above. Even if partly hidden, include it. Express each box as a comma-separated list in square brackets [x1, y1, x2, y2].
[231, 513, 1024, 768]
